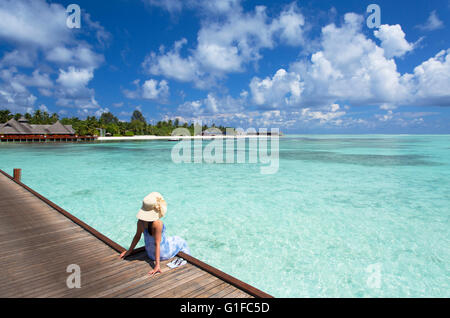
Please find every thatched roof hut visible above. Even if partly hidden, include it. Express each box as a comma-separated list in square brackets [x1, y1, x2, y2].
[0, 118, 75, 135]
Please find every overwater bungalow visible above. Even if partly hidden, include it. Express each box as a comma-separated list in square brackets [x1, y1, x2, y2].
[0, 117, 96, 142]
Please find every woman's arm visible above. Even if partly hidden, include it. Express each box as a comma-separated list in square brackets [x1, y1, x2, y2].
[148, 221, 163, 276]
[119, 220, 144, 259]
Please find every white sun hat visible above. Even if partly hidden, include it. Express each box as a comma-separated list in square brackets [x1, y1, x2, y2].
[136, 192, 167, 222]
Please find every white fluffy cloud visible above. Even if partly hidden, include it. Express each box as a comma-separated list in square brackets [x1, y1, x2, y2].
[123, 78, 170, 102]
[403, 49, 450, 106]
[0, 50, 36, 68]
[301, 104, 346, 125]
[143, 39, 203, 83]
[165, 10, 448, 130]
[46, 45, 104, 69]
[146, 0, 241, 15]
[142, 79, 169, 100]
[270, 3, 305, 46]
[144, 2, 305, 87]
[237, 11, 450, 130]
[250, 13, 449, 111]
[54, 67, 98, 109]
[250, 69, 303, 108]
[0, 0, 70, 48]
[417, 10, 444, 31]
[374, 24, 414, 59]
[317, 14, 407, 101]
[0, 68, 53, 89]
[0, 85, 36, 113]
[0, 67, 53, 112]
[286, 13, 408, 106]
[177, 93, 244, 116]
[0, 0, 107, 113]
[170, 99, 364, 129]
[56, 67, 94, 89]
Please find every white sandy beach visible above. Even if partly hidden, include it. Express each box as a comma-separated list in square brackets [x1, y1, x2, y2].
[97, 135, 272, 141]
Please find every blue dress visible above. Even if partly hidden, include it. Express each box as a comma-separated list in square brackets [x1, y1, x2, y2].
[143, 223, 190, 261]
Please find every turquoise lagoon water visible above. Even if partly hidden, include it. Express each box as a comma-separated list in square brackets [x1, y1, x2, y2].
[0, 135, 449, 297]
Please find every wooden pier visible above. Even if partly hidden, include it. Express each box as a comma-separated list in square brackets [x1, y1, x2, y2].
[0, 169, 272, 298]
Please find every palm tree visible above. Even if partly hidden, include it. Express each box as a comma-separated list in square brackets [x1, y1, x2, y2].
[0, 109, 12, 123]
[131, 110, 146, 124]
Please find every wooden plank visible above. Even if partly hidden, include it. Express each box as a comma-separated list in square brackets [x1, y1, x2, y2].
[223, 289, 249, 298]
[60, 256, 161, 297]
[0, 170, 126, 253]
[0, 237, 109, 273]
[209, 284, 238, 298]
[185, 280, 227, 298]
[100, 262, 194, 298]
[194, 282, 231, 298]
[15, 253, 140, 297]
[113, 264, 198, 298]
[42, 257, 152, 298]
[0, 230, 92, 257]
[156, 272, 221, 298]
[176, 252, 272, 298]
[1, 251, 122, 297]
[0, 238, 106, 267]
[0, 247, 115, 283]
[130, 266, 207, 298]
[0, 224, 81, 246]
[1, 241, 115, 277]
[0, 229, 87, 253]
[0, 251, 120, 292]
[0, 218, 71, 237]
[88, 260, 166, 297]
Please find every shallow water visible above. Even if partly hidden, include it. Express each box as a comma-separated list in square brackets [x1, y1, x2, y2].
[1, 135, 449, 297]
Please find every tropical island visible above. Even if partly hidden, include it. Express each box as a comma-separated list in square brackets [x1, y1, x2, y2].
[0, 109, 229, 137]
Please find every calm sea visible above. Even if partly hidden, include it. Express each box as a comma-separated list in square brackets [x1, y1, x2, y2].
[1, 135, 449, 297]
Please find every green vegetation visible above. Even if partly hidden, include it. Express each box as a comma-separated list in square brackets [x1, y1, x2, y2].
[0, 109, 229, 136]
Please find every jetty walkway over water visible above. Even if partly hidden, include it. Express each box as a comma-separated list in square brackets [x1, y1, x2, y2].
[0, 169, 272, 298]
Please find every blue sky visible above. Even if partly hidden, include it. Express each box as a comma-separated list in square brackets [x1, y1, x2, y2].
[0, 0, 449, 133]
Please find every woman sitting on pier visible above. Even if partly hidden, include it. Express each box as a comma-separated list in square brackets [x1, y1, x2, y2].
[120, 192, 190, 276]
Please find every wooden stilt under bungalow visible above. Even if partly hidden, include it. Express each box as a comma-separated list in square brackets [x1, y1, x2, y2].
[0, 169, 272, 298]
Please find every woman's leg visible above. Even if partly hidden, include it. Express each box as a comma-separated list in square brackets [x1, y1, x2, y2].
[179, 238, 190, 255]
[171, 236, 190, 256]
